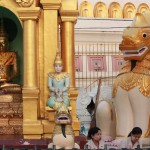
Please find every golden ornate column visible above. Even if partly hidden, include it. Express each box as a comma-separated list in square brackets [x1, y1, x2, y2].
[60, 9, 80, 136]
[40, 0, 61, 138]
[60, 11, 78, 88]
[18, 7, 43, 139]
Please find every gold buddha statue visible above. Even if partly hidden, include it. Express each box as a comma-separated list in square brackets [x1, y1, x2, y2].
[0, 19, 22, 135]
[0, 19, 18, 89]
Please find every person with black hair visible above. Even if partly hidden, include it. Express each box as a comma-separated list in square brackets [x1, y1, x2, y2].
[85, 127, 105, 149]
[118, 127, 143, 149]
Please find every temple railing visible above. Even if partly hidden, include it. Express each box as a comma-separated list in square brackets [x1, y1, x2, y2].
[75, 42, 123, 92]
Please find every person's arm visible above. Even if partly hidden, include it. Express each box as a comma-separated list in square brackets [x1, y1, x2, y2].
[139, 139, 143, 149]
[62, 77, 70, 92]
[84, 142, 92, 149]
[48, 76, 56, 92]
[118, 139, 127, 149]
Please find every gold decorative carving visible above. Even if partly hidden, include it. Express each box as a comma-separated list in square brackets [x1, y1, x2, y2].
[16, 0, 34, 7]
[79, 1, 93, 17]
[9, 119, 23, 125]
[0, 118, 23, 134]
[137, 3, 150, 14]
[59, 10, 78, 22]
[0, 95, 13, 102]
[94, 2, 108, 18]
[109, 2, 122, 18]
[113, 53, 150, 97]
[123, 3, 136, 18]
[40, 0, 61, 10]
[48, 72, 70, 82]
[113, 72, 150, 97]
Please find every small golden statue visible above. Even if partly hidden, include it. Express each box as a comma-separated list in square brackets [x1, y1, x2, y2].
[47, 50, 70, 110]
[0, 19, 18, 88]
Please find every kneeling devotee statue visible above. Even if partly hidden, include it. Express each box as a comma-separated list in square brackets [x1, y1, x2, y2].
[47, 50, 70, 110]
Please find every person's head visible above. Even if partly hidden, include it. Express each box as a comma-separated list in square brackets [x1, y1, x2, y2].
[128, 127, 142, 143]
[87, 127, 102, 142]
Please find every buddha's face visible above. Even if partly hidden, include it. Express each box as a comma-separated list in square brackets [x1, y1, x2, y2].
[54, 64, 63, 73]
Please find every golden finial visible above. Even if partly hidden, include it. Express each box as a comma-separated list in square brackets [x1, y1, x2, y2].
[54, 49, 63, 65]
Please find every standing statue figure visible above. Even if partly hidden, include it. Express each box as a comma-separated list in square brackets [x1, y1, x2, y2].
[47, 50, 70, 109]
[0, 19, 18, 88]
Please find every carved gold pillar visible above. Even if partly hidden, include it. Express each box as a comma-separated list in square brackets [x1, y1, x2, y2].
[40, 0, 61, 138]
[60, 10, 80, 136]
[61, 21, 75, 88]
[60, 10, 78, 88]
[18, 8, 43, 139]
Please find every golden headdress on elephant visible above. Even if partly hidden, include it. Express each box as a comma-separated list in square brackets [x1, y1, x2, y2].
[113, 11, 150, 97]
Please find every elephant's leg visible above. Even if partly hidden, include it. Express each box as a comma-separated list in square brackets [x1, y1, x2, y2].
[114, 87, 133, 137]
[129, 87, 150, 136]
[96, 100, 116, 139]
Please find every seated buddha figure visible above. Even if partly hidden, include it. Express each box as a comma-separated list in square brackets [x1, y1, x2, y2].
[0, 19, 18, 88]
[0, 20, 21, 121]
[47, 51, 70, 110]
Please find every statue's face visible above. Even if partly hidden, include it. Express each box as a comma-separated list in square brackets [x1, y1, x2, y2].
[54, 64, 63, 73]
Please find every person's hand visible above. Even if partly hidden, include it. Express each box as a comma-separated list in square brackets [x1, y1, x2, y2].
[55, 89, 58, 94]
[58, 89, 63, 96]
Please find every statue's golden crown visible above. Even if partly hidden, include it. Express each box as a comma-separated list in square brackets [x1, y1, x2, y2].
[54, 50, 63, 65]
[123, 11, 150, 37]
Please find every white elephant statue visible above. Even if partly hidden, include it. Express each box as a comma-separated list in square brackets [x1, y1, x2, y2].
[96, 11, 150, 143]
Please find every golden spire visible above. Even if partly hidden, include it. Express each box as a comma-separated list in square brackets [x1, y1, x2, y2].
[54, 49, 63, 65]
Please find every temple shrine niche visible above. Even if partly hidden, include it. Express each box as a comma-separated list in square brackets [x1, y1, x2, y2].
[0, 6, 23, 135]
[123, 3, 136, 19]
[94, 2, 108, 18]
[0, 0, 79, 139]
[109, 2, 123, 18]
